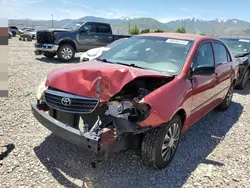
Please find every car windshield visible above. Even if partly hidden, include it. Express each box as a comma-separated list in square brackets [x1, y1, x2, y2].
[98, 36, 194, 75]
[220, 38, 250, 56]
[107, 38, 128, 48]
[61, 21, 84, 30]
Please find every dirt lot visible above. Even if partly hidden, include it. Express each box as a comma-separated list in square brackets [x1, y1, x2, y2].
[0, 37, 250, 188]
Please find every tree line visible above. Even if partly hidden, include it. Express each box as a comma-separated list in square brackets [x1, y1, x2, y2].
[129, 25, 206, 36]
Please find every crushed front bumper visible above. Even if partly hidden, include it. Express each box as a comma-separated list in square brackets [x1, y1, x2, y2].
[31, 104, 101, 153]
[34, 43, 59, 54]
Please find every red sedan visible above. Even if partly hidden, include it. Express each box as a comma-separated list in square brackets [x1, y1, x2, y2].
[32, 33, 239, 169]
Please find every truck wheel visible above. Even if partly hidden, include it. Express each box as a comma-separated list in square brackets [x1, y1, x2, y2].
[237, 69, 249, 90]
[57, 44, 75, 62]
[12, 32, 16, 37]
[43, 52, 56, 58]
[217, 84, 234, 110]
[141, 115, 182, 169]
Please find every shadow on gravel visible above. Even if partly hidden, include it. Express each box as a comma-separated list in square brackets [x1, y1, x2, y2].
[235, 82, 250, 95]
[36, 57, 81, 64]
[34, 101, 243, 188]
[0, 144, 15, 161]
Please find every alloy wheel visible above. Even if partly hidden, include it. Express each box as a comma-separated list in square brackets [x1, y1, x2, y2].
[161, 122, 180, 162]
[61, 47, 73, 60]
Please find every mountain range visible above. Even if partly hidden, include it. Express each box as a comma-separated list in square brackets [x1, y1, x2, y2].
[8, 16, 250, 36]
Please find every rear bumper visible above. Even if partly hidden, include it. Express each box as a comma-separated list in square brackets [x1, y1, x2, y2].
[34, 43, 59, 54]
[31, 104, 100, 153]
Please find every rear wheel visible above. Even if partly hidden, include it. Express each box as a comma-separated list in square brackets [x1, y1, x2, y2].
[217, 84, 234, 110]
[57, 44, 75, 62]
[141, 115, 182, 169]
[43, 52, 56, 58]
[12, 32, 16, 37]
[237, 69, 249, 90]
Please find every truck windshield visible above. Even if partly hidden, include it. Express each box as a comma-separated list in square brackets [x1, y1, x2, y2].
[220, 38, 250, 56]
[98, 36, 194, 75]
[61, 21, 84, 30]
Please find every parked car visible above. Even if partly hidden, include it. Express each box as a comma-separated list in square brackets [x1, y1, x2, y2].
[24, 29, 37, 39]
[8, 28, 13, 39]
[9, 26, 18, 37]
[18, 27, 34, 34]
[80, 38, 128, 62]
[31, 33, 238, 169]
[34, 21, 131, 62]
[218, 36, 250, 89]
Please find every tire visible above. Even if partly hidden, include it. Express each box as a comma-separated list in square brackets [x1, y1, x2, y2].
[236, 69, 249, 90]
[57, 44, 75, 62]
[12, 32, 16, 37]
[217, 84, 234, 110]
[43, 52, 56, 58]
[141, 115, 182, 169]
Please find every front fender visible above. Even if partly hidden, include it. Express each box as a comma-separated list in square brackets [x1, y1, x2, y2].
[138, 76, 192, 128]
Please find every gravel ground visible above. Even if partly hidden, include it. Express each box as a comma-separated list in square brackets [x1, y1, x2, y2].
[0, 37, 250, 188]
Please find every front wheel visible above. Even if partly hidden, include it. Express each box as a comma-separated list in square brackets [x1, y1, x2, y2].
[57, 44, 75, 62]
[217, 84, 234, 110]
[12, 32, 16, 37]
[141, 115, 182, 169]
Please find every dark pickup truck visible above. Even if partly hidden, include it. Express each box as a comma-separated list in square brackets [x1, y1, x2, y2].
[35, 21, 130, 62]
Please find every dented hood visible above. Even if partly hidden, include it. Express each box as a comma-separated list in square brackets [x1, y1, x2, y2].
[46, 60, 170, 102]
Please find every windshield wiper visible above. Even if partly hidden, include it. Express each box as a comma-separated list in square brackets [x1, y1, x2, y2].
[235, 51, 250, 58]
[115, 62, 147, 69]
[96, 58, 115, 64]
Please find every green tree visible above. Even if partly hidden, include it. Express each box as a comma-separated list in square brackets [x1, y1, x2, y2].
[129, 25, 140, 35]
[140, 28, 150, 34]
[175, 27, 186, 33]
[154, 29, 164, 33]
[200, 33, 206, 36]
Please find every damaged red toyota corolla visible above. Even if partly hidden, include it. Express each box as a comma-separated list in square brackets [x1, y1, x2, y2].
[31, 33, 239, 169]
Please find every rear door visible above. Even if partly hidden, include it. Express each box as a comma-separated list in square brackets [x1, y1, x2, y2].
[96, 24, 113, 47]
[212, 41, 233, 99]
[190, 41, 217, 123]
[77, 23, 98, 51]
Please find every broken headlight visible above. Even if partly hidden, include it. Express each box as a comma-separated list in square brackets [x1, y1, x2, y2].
[105, 100, 151, 122]
[36, 77, 48, 101]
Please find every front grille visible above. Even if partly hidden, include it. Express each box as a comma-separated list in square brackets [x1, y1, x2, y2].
[37, 31, 54, 44]
[45, 89, 99, 114]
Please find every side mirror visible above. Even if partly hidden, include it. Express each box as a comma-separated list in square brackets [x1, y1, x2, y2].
[191, 66, 215, 76]
[80, 27, 90, 34]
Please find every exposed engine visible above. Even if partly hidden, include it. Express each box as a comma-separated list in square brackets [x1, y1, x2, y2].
[104, 76, 173, 124]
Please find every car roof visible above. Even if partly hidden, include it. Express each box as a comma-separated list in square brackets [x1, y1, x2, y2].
[138, 32, 210, 41]
[217, 35, 250, 40]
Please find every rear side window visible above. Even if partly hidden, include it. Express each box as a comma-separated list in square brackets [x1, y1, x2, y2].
[193, 42, 214, 69]
[98, 24, 111, 34]
[10, 26, 18, 29]
[213, 42, 229, 65]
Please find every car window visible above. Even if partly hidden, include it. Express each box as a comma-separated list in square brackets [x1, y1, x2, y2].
[84, 24, 97, 33]
[213, 42, 229, 65]
[98, 24, 111, 34]
[193, 42, 214, 69]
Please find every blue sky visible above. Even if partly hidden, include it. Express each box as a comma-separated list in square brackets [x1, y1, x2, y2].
[1, 0, 250, 22]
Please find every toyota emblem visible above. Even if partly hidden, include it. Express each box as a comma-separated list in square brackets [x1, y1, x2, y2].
[61, 97, 71, 106]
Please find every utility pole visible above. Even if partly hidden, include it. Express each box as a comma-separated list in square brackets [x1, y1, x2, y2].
[128, 19, 131, 34]
[51, 14, 54, 28]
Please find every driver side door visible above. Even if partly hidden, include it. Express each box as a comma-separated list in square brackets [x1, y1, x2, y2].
[77, 23, 99, 51]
